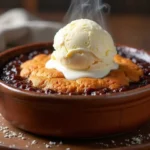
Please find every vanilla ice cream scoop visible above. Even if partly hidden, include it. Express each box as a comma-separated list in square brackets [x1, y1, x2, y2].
[46, 19, 118, 80]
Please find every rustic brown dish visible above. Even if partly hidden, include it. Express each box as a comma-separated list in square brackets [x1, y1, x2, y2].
[0, 42, 150, 138]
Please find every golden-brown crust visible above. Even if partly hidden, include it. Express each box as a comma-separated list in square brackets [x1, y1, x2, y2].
[20, 54, 143, 94]
[114, 55, 143, 82]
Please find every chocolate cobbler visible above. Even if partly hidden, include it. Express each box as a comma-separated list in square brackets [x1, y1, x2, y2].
[0, 46, 150, 95]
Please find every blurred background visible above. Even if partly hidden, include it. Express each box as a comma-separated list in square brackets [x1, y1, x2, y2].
[0, 0, 149, 50]
[0, 0, 149, 15]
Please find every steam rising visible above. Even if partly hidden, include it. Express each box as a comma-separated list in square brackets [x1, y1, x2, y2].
[64, 0, 110, 29]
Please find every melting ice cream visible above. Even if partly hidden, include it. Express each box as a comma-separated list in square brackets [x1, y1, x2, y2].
[46, 19, 118, 80]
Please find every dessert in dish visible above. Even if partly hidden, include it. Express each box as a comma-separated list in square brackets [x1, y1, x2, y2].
[1, 45, 150, 95]
[0, 17, 150, 138]
[0, 19, 149, 95]
[0, 43, 150, 138]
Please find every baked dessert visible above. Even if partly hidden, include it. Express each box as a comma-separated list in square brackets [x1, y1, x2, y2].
[19, 53, 142, 94]
[0, 19, 149, 95]
[0, 43, 150, 138]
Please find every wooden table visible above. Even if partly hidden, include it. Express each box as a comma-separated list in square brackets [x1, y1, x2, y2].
[107, 14, 150, 51]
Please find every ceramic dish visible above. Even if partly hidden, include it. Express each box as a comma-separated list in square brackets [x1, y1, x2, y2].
[0, 42, 150, 138]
